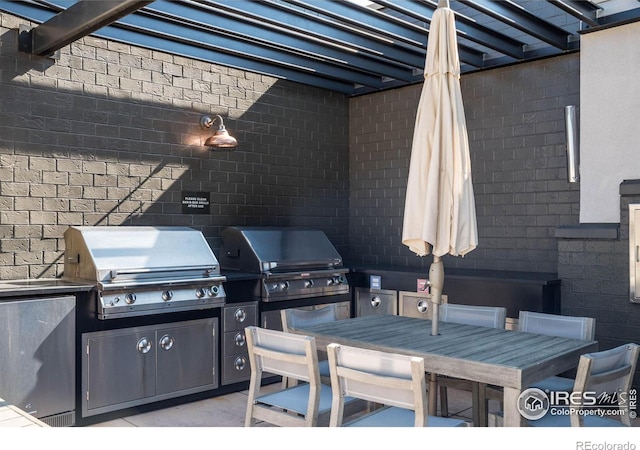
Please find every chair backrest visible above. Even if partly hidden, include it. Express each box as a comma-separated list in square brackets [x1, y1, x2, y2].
[571, 343, 640, 426]
[281, 304, 338, 333]
[440, 303, 507, 329]
[327, 343, 428, 427]
[245, 325, 320, 384]
[518, 311, 595, 340]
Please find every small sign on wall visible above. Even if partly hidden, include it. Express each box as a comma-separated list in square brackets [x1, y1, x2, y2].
[181, 191, 210, 214]
[369, 275, 381, 290]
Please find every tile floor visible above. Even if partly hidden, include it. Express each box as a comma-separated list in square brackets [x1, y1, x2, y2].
[88, 383, 478, 427]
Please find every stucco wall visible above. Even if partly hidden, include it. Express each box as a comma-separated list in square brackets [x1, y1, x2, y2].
[580, 21, 640, 223]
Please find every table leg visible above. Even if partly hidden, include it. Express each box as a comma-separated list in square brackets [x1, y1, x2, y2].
[502, 387, 524, 427]
[428, 373, 438, 416]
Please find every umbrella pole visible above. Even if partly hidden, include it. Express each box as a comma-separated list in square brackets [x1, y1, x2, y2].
[429, 255, 444, 336]
[428, 255, 444, 416]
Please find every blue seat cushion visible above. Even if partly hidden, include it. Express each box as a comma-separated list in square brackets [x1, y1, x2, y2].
[256, 383, 350, 415]
[318, 359, 330, 377]
[344, 406, 467, 427]
[532, 376, 574, 393]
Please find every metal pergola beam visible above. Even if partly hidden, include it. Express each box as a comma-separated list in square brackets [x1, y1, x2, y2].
[285, 0, 485, 67]
[19, 0, 153, 57]
[458, 0, 573, 50]
[547, 0, 601, 28]
[379, 0, 526, 60]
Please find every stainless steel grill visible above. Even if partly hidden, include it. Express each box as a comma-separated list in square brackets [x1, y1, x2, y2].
[218, 226, 349, 302]
[63, 226, 226, 319]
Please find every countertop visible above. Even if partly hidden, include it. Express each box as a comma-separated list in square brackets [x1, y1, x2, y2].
[0, 278, 94, 299]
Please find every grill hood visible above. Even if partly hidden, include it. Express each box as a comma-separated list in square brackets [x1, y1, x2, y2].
[63, 226, 221, 286]
[218, 226, 344, 274]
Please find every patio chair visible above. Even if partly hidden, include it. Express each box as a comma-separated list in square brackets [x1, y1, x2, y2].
[281, 304, 340, 387]
[244, 325, 363, 427]
[485, 311, 596, 409]
[489, 342, 639, 427]
[327, 343, 469, 427]
[437, 303, 507, 426]
[520, 311, 595, 391]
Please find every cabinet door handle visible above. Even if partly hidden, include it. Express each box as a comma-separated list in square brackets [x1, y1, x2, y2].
[159, 334, 175, 351]
[137, 337, 152, 354]
[234, 308, 247, 323]
[234, 356, 246, 371]
[234, 332, 246, 347]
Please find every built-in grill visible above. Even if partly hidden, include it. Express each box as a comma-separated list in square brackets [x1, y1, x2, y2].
[218, 226, 350, 331]
[63, 226, 226, 423]
[63, 226, 226, 319]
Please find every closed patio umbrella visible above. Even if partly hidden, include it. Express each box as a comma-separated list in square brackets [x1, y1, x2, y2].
[402, 0, 477, 338]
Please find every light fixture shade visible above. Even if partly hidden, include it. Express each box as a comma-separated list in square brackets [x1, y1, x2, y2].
[200, 114, 238, 150]
[205, 127, 238, 149]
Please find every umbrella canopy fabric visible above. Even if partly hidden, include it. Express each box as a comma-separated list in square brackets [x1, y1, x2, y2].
[402, 0, 477, 259]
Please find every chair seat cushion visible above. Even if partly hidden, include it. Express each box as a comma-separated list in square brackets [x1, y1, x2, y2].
[531, 376, 574, 393]
[318, 359, 330, 377]
[256, 383, 353, 415]
[344, 406, 467, 427]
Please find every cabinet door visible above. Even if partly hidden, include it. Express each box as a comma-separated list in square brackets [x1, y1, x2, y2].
[156, 318, 217, 395]
[84, 328, 156, 414]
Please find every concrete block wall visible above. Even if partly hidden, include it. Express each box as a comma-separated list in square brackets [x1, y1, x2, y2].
[348, 53, 580, 273]
[558, 194, 640, 386]
[0, 12, 349, 279]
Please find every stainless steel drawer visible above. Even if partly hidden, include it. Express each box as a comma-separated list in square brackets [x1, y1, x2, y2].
[355, 288, 397, 317]
[398, 291, 448, 321]
[223, 302, 257, 332]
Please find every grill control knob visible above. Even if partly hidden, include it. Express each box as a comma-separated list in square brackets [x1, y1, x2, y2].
[371, 296, 381, 308]
[304, 279, 314, 288]
[279, 281, 289, 291]
[162, 290, 173, 301]
[337, 275, 346, 284]
[327, 278, 335, 286]
[195, 288, 206, 298]
[125, 293, 136, 304]
[209, 285, 220, 296]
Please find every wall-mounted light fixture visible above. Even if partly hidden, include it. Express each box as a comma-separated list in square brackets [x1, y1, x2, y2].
[199, 115, 238, 150]
[565, 105, 579, 183]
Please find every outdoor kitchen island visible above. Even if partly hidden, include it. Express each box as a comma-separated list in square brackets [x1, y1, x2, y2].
[350, 266, 561, 324]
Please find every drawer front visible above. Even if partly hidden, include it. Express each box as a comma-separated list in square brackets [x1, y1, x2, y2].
[398, 291, 448, 321]
[223, 329, 249, 356]
[355, 288, 397, 317]
[222, 354, 251, 385]
[223, 302, 258, 332]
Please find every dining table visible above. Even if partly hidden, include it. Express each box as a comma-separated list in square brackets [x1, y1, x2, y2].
[289, 314, 598, 427]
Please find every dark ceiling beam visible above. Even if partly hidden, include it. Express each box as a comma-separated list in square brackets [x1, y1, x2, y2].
[378, 0, 526, 60]
[458, 0, 573, 50]
[19, 0, 154, 57]
[208, 0, 426, 68]
[286, 0, 485, 67]
[171, 0, 416, 82]
[117, 8, 386, 89]
[547, 0, 601, 28]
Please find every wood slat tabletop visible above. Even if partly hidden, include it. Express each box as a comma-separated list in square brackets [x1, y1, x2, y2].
[291, 314, 598, 426]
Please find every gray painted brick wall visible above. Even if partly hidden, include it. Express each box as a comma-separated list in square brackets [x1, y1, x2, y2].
[348, 53, 580, 273]
[0, 13, 349, 279]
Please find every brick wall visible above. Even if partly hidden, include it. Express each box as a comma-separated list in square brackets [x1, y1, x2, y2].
[348, 53, 580, 273]
[0, 13, 349, 279]
[558, 195, 640, 386]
